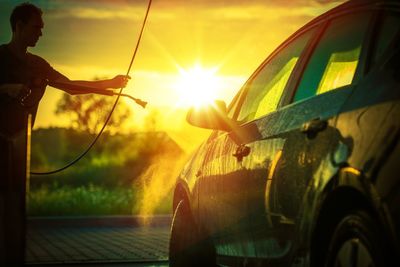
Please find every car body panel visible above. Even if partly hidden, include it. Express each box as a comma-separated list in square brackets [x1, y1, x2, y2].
[251, 85, 356, 260]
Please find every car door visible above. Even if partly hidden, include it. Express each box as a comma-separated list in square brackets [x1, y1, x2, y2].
[334, 7, 400, 242]
[249, 11, 374, 262]
[197, 24, 318, 260]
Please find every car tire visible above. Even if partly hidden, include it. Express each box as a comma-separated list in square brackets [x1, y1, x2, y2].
[323, 210, 391, 267]
[169, 200, 216, 267]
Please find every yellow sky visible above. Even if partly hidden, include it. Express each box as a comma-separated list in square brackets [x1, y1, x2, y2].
[0, 0, 345, 151]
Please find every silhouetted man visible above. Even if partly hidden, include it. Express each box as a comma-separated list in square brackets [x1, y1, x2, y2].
[0, 3, 130, 265]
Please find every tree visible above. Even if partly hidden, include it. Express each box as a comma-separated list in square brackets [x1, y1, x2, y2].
[55, 91, 132, 134]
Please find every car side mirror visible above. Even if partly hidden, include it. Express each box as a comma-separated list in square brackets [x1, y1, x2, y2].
[186, 100, 236, 131]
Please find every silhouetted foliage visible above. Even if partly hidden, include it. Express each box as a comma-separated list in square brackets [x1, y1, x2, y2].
[30, 128, 184, 189]
[55, 93, 132, 134]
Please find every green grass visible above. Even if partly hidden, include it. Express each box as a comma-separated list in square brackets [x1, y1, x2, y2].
[27, 185, 171, 216]
[28, 128, 182, 217]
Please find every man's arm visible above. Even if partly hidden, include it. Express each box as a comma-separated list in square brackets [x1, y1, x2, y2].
[34, 56, 130, 95]
[0, 76, 130, 97]
[50, 75, 130, 95]
[70, 75, 130, 89]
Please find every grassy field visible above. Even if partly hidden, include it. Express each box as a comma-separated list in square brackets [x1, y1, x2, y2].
[27, 185, 173, 216]
[28, 128, 184, 217]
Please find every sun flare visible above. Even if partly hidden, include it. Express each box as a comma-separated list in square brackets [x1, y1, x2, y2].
[174, 65, 222, 107]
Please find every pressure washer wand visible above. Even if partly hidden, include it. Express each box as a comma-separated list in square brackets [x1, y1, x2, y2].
[48, 80, 147, 108]
[118, 93, 147, 108]
[92, 90, 147, 109]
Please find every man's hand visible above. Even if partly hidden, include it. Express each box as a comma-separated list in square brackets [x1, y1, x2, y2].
[107, 75, 131, 89]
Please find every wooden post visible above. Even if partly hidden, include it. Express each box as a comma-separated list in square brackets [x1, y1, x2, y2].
[26, 115, 31, 197]
[0, 113, 29, 266]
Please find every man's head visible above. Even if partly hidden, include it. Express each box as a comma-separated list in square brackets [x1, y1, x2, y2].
[10, 3, 44, 47]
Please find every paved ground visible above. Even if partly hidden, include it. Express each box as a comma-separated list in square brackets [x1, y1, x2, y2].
[27, 263, 169, 267]
[25, 216, 171, 266]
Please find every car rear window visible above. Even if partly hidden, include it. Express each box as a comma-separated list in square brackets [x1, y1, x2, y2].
[371, 12, 400, 68]
[293, 12, 372, 102]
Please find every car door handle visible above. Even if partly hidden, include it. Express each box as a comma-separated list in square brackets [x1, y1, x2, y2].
[233, 144, 251, 162]
[301, 118, 327, 139]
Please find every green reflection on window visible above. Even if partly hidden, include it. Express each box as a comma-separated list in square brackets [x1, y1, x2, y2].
[317, 47, 360, 95]
[255, 57, 298, 118]
[293, 12, 371, 102]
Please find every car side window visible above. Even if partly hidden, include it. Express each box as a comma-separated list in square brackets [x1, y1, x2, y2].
[293, 12, 372, 102]
[371, 12, 400, 67]
[236, 28, 316, 123]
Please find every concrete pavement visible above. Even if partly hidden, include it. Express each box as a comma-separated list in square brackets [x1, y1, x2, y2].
[25, 216, 171, 266]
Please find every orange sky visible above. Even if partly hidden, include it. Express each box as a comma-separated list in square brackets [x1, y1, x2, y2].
[0, 0, 345, 151]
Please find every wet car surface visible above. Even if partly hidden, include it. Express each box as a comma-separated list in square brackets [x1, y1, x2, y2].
[169, 0, 400, 266]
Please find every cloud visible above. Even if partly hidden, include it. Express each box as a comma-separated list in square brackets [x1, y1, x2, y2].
[38, 0, 346, 22]
[45, 6, 142, 21]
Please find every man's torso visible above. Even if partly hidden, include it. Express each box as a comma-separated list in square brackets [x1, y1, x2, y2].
[0, 44, 61, 136]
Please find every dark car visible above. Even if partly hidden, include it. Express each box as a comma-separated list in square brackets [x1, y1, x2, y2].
[169, 0, 400, 266]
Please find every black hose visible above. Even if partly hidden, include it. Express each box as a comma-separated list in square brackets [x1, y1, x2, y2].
[30, 0, 153, 175]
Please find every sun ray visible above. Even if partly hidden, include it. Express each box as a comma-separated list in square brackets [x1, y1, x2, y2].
[174, 63, 222, 107]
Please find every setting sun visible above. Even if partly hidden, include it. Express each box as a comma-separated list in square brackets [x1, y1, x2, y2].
[174, 65, 222, 107]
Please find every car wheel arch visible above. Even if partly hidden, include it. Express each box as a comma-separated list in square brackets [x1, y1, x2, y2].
[309, 168, 390, 267]
[173, 179, 191, 213]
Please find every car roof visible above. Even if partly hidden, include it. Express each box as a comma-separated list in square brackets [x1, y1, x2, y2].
[303, 0, 400, 28]
[279, 0, 400, 54]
